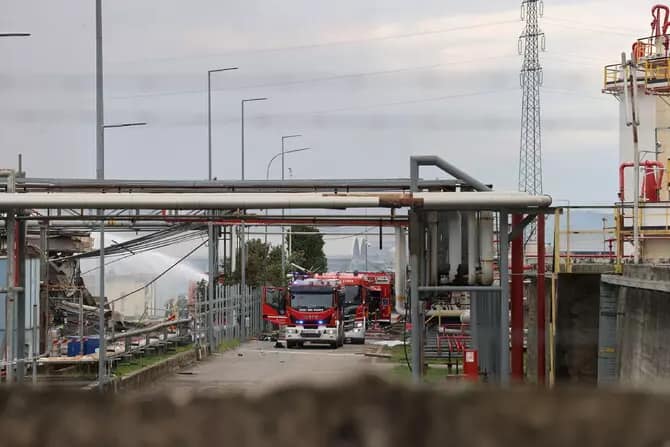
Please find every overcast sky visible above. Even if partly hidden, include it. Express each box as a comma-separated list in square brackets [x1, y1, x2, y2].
[2, 0, 657, 206]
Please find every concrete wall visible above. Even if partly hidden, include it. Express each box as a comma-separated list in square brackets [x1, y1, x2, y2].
[601, 265, 670, 388]
[555, 273, 602, 385]
[5, 378, 670, 446]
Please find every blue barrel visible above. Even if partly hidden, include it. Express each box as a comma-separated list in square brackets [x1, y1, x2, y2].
[67, 337, 83, 357]
[84, 336, 100, 355]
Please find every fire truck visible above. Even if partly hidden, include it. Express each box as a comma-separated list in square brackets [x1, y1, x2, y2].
[281, 278, 345, 349]
[358, 272, 394, 324]
[261, 287, 289, 329]
[314, 272, 372, 344]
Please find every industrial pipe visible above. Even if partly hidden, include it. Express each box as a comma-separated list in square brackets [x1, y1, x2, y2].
[0, 191, 552, 211]
[410, 155, 492, 192]
[478, 211, 495, 286]
[466, 212, 477, 285]
[643, 160, 665, 202]
[447, 212, 462, 283]
[619, 160, 665, 202]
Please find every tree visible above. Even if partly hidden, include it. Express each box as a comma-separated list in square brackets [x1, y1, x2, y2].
[287, 225, 327, 273]
[229, 238, 271, 287]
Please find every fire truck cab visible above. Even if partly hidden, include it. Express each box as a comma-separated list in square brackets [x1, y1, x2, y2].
[282, 279, 345, 349]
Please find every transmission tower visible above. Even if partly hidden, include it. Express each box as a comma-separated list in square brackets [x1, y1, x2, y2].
[518, 0, 545, 197]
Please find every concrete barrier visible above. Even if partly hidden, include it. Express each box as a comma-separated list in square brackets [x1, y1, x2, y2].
[3, 377, 670, 446]
[91, 348, 198, 393]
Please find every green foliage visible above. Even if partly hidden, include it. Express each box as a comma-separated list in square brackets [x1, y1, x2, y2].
[219, 226, 328, 288]
[287, 225, 327, 273]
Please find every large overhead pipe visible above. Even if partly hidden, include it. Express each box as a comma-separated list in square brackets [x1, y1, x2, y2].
[17, 177, 459, 193]
[410, 155, 492, 192]
[0, 192, 552, 211]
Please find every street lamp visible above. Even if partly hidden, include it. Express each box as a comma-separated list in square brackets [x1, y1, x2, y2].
[207, 67, 238, 181]
[241, 97, 268, 180]
[280, 134, 303, 280]
[265, 147, 312, 245]
[265, 147, 311, 180]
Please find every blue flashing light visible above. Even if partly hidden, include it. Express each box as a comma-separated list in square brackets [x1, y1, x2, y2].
[296, 320, 304, 324]
[317, 320, 324, 325]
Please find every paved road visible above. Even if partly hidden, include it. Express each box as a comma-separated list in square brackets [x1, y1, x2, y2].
[157, 340, 392, 396]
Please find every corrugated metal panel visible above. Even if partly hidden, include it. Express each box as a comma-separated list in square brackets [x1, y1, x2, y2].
[0, 258, 41, 362]
[598, 281, 619, 385]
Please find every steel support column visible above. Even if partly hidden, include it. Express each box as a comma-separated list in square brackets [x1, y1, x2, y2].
[511, 213, 524, 381]
[16, 216, 26, 382]
[499, 211, 510, 385]
[409, 211, 423, 382]
[537, 212, 546, 384]
[207, 223, 218, 351]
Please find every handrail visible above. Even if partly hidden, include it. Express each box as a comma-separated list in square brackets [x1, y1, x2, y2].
[108, 318, 192, 342]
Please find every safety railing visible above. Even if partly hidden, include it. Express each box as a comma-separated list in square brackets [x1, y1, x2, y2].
[643, 58, 670, 93]
[195, 284, 262, 351]
[603, 63, 625, 92]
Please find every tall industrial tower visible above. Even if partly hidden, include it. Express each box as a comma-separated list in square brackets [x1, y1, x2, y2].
[518, 0, 546, 197]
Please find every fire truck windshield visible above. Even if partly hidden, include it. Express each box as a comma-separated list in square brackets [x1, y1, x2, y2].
[291, 292, 333, 310]
[343, 285, 362, 305]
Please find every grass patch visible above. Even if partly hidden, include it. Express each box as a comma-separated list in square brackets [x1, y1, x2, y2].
[113, 344, 193, 377]
[217, 339, 241, 353]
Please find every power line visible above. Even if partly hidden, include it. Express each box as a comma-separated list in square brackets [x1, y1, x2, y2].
[111, 51, 520, 102]
[543, 16, 640, 34]
[111, 64, 444, 100]
[112, 19, 520, 65]
[542, 18, 633, 36]
[108, 240, 207, 305]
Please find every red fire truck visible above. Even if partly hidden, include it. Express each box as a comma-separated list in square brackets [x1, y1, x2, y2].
[314, 272, 374, 344]
[261, 287, 289, 329]
[358, 272, 394, 324]
[281, 278, 345, 349]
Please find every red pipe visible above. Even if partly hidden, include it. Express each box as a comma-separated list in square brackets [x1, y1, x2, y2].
[619, 160, 665, 202]
[511, 214, 524, 381]
[619, 162, 634, 201]
[537, 213, 546, 385]
[643, 160, 665, 202]
[652, 4, 670, 37]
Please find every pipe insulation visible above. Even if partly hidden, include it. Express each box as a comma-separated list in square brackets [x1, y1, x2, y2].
[0, 192, 551, 211]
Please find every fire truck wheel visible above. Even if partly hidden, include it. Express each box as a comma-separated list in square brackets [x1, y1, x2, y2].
[286, 341, 296, 349]
[329, 341, 338, 349]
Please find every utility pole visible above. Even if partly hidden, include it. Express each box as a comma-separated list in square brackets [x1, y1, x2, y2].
[207, 67, 238, 181]
[95, 0, 107, 390]
[518, 0, 546, 241]
[280, 135, 302, 280]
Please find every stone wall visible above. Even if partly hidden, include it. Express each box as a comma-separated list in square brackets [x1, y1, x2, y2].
[4, 378, 670, 446]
